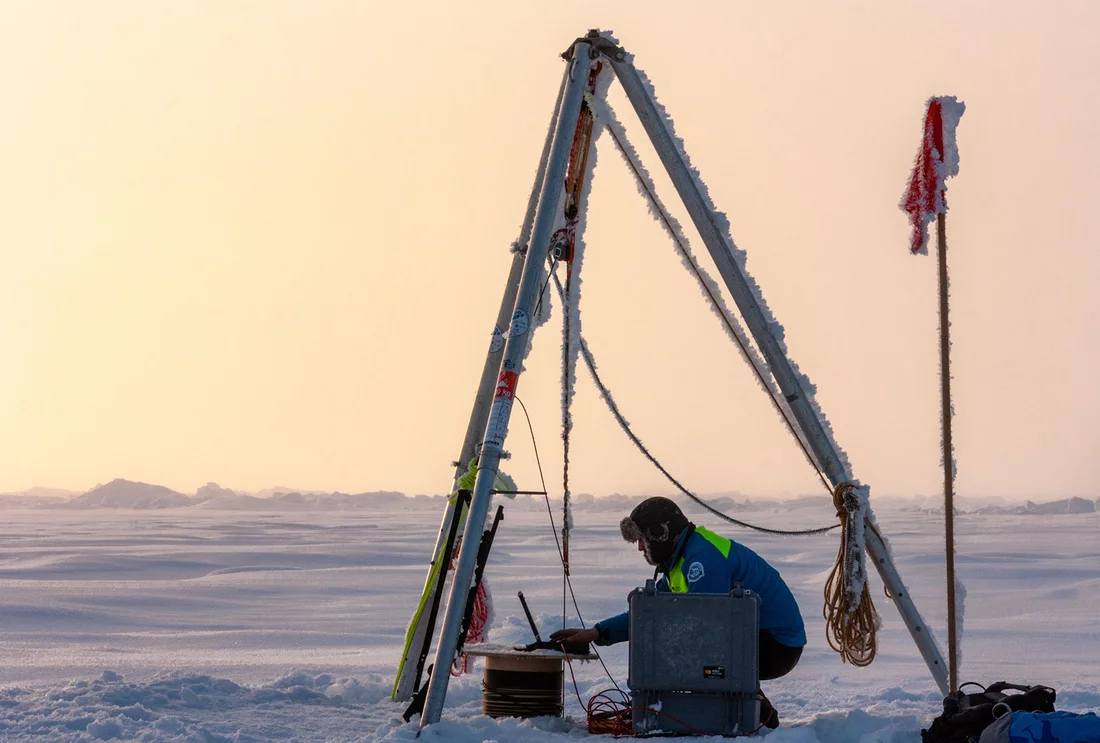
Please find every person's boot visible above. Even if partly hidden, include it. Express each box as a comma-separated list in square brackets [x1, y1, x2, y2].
[758, 691, 780, 729]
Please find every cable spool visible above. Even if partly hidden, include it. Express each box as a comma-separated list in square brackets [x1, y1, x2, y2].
[481, 655, 563, 718]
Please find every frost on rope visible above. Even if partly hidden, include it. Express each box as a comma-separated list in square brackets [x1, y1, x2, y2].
[558, 62, 613, 537]
[845, 485, 872, 606]
[623, 60, 854, 480]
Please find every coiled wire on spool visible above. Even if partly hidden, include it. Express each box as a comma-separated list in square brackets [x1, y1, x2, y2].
[481, 659, 563, 719]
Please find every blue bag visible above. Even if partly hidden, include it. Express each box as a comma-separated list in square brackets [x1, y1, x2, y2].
[979, 710, 1100, 743]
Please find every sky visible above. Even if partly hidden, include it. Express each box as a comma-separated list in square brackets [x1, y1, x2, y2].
[2, 1, 1098, 501]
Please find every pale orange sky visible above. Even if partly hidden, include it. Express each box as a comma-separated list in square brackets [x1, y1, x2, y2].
[2, 1, 1098, 500]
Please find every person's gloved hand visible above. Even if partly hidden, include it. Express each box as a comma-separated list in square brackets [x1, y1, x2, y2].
[549, 627, 598, 645]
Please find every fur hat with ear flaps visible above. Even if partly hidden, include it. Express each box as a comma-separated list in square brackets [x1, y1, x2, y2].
[620, 496, 692, 569]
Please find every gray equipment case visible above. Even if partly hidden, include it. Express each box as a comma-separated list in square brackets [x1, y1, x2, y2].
[628, 579, 760, 735]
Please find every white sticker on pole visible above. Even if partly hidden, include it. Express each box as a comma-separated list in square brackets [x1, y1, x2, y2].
[509, 309, 529, 337]
[483, 370, 517, 447]
[489, 326, 504, 354]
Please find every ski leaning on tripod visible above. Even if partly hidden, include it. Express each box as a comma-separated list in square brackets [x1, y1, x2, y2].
[551, 496, 804, 729]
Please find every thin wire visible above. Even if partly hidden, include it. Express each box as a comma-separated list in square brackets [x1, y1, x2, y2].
[513, 395, 623, 692]
[532, 254, 560, 322]
[603, 120, 834, 497]
[561, 262, 572, 632]
[551, 274, 838, 537]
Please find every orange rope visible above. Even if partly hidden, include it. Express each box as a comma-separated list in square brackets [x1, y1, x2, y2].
[823, 483, 878, 666]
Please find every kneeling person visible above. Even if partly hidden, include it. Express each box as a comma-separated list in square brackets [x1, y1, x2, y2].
[551, 496, 804, 728]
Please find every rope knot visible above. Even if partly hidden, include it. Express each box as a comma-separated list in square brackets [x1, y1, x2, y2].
[833, 481, 861, 519]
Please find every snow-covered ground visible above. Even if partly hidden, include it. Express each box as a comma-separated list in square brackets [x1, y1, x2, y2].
[0, 496, 1097, 741]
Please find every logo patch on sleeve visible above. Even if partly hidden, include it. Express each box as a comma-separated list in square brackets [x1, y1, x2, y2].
[686, 561, 705, 584]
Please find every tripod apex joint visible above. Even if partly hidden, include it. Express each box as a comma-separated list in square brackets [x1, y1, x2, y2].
[561, 30, 625, 63]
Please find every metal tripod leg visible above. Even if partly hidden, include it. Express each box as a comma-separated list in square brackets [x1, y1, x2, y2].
[865, 524, 949, 693]
[418, 39, 594, 731]
[391, 62, 570, 704]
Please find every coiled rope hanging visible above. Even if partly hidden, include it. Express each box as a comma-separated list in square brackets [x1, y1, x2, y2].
[824, 482, 878, 666]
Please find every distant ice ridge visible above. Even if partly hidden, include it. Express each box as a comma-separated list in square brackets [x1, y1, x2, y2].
[0, 478, 423, 510]
[0, 479, 1095, 515]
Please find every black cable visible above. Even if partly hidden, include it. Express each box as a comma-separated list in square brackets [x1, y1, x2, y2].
[532, 254, 560, 323]
[604, 119, 834, 497]
[514, 395, 623, 693]
[551, 274, 839, 537]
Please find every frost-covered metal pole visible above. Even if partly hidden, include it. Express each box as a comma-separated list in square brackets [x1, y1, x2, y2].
[449, 68, 570, 490]
[898, 96, 964, 696]
[608, 49, 949, 695]
[937, 211, 958, 694]
[418, 39, 593, 730]
[391, 71, 568, 704]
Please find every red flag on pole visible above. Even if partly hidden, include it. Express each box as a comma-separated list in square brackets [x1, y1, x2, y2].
[899, 94, 966, 693]
[900, 96, 966, 255]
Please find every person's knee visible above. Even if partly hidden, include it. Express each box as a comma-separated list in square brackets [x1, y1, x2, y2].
[758, 645, 802, 681]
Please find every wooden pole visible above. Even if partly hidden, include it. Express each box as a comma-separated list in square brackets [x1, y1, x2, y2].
[937, 211, 958, 693]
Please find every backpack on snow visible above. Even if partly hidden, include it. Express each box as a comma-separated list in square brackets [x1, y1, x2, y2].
[921, 682, 1057, 743]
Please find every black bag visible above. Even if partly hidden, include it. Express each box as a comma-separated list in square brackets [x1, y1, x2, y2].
[921, 681, 1057, 743]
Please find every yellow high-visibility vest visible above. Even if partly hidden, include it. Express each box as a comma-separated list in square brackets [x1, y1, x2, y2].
[667, 526, 731, 592]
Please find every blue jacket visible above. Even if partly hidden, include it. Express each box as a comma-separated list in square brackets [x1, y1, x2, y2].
[594, 525, 806, 648]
